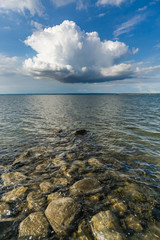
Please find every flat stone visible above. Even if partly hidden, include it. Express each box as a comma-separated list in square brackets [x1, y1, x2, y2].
[45, 197, 81, 235]
[18, 212, 49, 238]
[90, 210, 125, 240]
[70, 178, 102, 196]
[27, 191, 46, 211]
[0, 202, 10, 218]
[1, 186, 28, 202]
[1, 172, 27, 186]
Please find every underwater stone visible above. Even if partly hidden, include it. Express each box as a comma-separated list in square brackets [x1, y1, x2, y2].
[27, 191, 46, 211]
[18, 212, 49, 238]
[1, 172, 27, 186]
[70, 178, 102, 196]
[90, 210, 125, 240]
[1, 186, 28, 202]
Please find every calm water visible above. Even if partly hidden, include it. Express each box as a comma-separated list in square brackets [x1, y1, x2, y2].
[0, 94, 160, 239]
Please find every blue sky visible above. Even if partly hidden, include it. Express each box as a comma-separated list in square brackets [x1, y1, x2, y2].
[0, 0, 160, 93]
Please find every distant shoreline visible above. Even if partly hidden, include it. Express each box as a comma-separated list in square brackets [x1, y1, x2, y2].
[0, 93, 160, 96]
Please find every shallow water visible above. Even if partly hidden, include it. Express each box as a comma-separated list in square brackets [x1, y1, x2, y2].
[0, 94, 160, 239]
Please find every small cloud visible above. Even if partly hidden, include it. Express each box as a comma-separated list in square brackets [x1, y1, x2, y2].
[137, 6, 147, 12]
[132, 47, 139, 54]
[97, 0, 127, 7]
[114, 14, 146, 37]
[31, 21, 43, 31]
[23, 20, 133, 83]
[97, 12, 106, 17]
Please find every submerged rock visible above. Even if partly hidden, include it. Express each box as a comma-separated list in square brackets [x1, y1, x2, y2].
[40, 181, 56, 193]
[18, 212, 49, 238]
[88, 158, 103, 168]
[72, 219, 93, 240]
[122, 214, 143, 232]
[53, 177, 69, 186]
[1, 172, 27, 186]
[53, 129, 62, 134]
[74, 130, 87, 136]
[45, 197, 81, 236]
[47, 192, 62, 202]
[1, 186, 28, 202]
[0, 202, 10, 218]
[70, 178, 102, 196]
[110, 198, 127, 216]
[27, 191, 46, 211]
[90, 210, 125, 240]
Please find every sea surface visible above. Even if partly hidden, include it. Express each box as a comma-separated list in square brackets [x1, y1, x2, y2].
[0, 94, 160, 239]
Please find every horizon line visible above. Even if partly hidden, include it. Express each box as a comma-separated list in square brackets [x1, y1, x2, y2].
[0, 93, 160, 95]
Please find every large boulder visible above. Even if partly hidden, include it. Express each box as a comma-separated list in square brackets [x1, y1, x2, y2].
[18, 212, 49, 238]
[70, 178, 102, 196]
[1, 186, 28, 202]
[1, 172, 26, 186]
[45, 197, 81, 236]
[90, 210, 125, 240]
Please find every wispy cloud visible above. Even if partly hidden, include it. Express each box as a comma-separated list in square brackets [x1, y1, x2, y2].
[51, 0, 75, 7]
[137, 6, 147, 12]
[114, 14, 146, 37]
[0, 0, 44, 16]
[31, 21, 43, 31]
[97, 0, 127, 7]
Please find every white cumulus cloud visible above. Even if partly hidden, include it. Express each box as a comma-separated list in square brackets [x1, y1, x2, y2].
[23, 20, 135, 83]
[0, 0, 43, 16]
[97, 0, 127, 6]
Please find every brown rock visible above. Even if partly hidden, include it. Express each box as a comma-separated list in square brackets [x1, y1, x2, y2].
[0, 202, 10, 217]
[1, 172, 27, 186]
[70, 178, 102, 196]
[1, 186, 28, 202]
[45, 197, 81, 235]
[18, 212, 49, 238]
[27, 191, 46, 211]
[91, 210, 125, 240]
[40, 181, 55, 193]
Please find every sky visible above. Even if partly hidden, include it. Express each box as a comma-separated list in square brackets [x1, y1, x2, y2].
[0, 0, 160, 93]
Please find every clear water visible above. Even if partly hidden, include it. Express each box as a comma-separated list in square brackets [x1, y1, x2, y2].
[0, 94, 160, 239]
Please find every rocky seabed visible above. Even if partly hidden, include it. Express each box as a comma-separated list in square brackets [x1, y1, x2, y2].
[0, 130, 159, 240]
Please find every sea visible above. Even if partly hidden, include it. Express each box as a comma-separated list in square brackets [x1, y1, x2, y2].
[0, 94, 160, 239]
